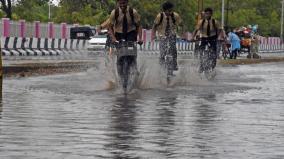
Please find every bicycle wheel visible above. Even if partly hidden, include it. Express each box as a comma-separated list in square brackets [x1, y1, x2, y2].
[120, 57, 129, 94]
[164, 55, 174, 85]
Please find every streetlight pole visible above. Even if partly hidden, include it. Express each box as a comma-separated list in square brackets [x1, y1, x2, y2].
[281, 0, 284, 40]
[221, 0, 225, 28]
[225, 0, 229, 31]
[48, 0, 51, 20]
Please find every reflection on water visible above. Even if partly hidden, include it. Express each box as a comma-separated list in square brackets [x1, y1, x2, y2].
[154, 95, 177, 156]
[192, 93, 220, 158]
[195, 93, 218, 125]
[0, 63, 284, 158]
[0, 75, 2, 117]
[106, 96, 140, 159]
[0, 99, 2, 118]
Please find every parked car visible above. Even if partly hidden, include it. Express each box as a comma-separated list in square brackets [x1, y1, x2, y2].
[70, 26, 96, 40]
[87, 35, 107, 51]
[87, 30, 108, 52]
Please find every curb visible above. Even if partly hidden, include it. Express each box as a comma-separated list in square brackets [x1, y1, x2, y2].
[218, 57, 284, 65]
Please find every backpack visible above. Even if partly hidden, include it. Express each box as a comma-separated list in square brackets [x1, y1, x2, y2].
[201, 19, 218, 36]
[114, 7, 138, 29]
[156, 12, 176, 27]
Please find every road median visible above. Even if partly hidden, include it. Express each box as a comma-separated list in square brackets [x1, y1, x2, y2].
[218, 57, 284, 65]
[2, 56, 284, 77]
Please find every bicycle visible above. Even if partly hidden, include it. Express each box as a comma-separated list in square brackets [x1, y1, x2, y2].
[194, 39, 217, 79]
[113, 40, 141, 94]
[158, 37, 175, 85]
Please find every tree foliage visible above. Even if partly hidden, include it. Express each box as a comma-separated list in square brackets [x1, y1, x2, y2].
[0, 0, 12, 18]
[0, 0, 283, 36]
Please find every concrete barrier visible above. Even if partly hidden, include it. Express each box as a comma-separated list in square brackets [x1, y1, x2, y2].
[1, 36, 283, 57]
[1, 37, 87, 56]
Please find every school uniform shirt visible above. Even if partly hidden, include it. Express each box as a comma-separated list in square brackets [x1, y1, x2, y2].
[196, 18, 222, 38]
[154, 12, 182, 37]
[109, 6, 140, 33]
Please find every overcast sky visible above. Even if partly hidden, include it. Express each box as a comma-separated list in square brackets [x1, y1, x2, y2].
[51, 0, 59, 6]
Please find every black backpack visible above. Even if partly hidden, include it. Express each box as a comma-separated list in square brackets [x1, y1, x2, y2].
[201, 18, 218, 35]
[114, 7, 138, 29]
[157, 12, 176, 27]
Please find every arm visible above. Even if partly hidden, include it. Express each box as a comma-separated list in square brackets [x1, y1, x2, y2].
[175, 13, 185, 39]
[192, 20, 201, 40]
[108, 10, 118, 43]
[138, 25, 142, 42]
[216, 20, 224, 39]
[192, 29, 199, 40]
[151, 14, 161, 41]
[100, 18, 110, 30]
[134, 9, 143, 42]
[151, 24, 158, 41]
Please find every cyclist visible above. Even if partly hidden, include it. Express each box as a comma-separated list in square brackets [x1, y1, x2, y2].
[108, 0, 143, 78]
[152, 1, 183, 71]
[192, 7, 223, 72]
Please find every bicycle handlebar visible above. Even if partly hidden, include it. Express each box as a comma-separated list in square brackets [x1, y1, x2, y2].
[112, 40, 143, 48]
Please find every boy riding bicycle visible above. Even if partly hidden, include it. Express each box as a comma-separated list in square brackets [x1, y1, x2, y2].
[108, 0, 143, 78]
[152, 1, 183, 71]
[192, 7, 223, 71]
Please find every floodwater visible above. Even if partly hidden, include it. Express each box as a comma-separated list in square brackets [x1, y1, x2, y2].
[0, 59, 284, 159]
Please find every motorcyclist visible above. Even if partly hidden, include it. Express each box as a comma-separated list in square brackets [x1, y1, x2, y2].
[152, 1, 183, 71]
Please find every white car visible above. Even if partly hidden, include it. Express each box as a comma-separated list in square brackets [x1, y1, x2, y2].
[87, 35, 107, 52]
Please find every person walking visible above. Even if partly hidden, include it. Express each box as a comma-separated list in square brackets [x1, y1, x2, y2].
[228, 31, 241, 59]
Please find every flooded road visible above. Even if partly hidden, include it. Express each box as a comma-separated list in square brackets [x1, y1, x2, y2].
[0, 62, 284, 159]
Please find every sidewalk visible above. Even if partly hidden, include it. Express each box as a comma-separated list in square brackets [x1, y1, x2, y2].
[2, 59, 99, 77]
[219, 52, 284, 65]
[2, 52, 284, 77]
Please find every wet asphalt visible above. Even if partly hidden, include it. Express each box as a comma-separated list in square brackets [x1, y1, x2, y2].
[0, 59, 283, 159]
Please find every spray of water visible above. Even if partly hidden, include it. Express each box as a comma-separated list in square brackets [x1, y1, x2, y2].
[94, 53, 213, 92]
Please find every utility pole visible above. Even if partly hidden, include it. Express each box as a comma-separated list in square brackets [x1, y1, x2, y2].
[225, 0, 230, 31]
[48, 0, 52, 20]
[281, 0, 284, 40]
[221, 0, 225, 28]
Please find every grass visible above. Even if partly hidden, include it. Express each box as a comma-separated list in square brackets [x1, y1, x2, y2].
[218, 57, 284, 65]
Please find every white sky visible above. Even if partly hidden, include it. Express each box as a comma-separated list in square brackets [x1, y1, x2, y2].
[11, 0, 60, 5]
[51, 0, 59, 6]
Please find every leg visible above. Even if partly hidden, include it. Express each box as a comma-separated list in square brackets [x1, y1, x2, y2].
[169, 35, 178, 70]
[209, 40, 217, 69]
[194, 42, 200, 59]
[199, 40, 207, 73]
[128, 55, 137, 72]
[233, 49, 237, 59]
[159, 38, 167, 65]
[117, 56, 125, 78]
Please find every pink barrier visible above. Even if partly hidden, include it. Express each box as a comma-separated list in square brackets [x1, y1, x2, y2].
[61, 23, 67, 39]
[2, 18, 10, 37]
[34, 21, 41, 38]
[48, 22, 54, 38]
[19, 20, 26, 37]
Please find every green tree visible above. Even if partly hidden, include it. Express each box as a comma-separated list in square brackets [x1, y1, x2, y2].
[54, 0, 116, 25]
[13, 0, 55, 22]
[0, 0, 12, 18]
[7, 0, 284, 37]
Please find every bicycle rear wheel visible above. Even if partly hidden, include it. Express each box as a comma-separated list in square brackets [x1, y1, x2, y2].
[118, 57, 129, 94]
